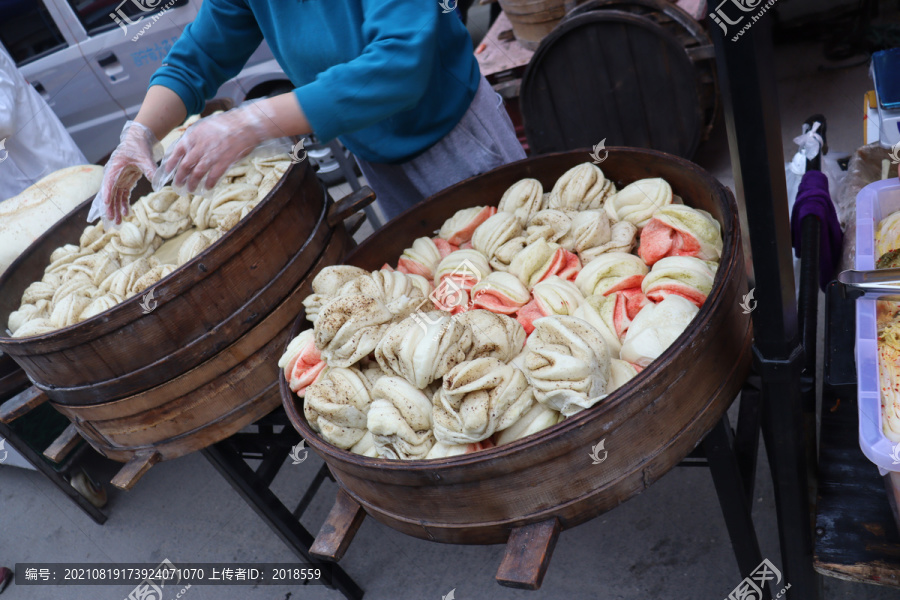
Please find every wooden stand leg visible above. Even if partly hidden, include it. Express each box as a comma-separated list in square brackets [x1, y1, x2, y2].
[496, 518, 561, 590]
[110, 451, 160, 491]
[310, 488, 366, 562]
[43, 424, 83, 463]
[0, 386, 47, 424]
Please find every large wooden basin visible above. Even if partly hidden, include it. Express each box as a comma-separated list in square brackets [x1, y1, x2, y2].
[281, 149, 752, 578]
[0, 159, 322, 393]
[0, 153, 374, 488]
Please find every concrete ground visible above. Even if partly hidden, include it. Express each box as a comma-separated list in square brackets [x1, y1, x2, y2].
[2, 8, 898, 600]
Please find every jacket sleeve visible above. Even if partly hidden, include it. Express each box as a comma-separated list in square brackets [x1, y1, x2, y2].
[294, 0, 442, 142]
[148, 0, 263, 116]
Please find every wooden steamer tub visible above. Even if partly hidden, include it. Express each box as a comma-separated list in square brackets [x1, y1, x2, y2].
[0, 157, 374, 489]
[280, 148, 752, 588]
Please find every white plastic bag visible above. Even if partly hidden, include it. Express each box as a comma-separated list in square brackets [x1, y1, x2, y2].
[784, 122, 847, 214]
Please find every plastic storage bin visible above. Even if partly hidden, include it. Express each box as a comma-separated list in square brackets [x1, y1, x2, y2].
[856, 179, 900, 473]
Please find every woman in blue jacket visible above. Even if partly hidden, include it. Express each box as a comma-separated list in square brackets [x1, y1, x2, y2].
[98, 0, 524, 223]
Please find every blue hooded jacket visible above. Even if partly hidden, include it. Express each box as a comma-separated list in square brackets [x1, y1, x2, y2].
[150, 0, 481, 164]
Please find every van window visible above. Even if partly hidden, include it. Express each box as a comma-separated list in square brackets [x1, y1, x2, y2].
[67, 0, 190, 36]
[0, 1, 67, 67]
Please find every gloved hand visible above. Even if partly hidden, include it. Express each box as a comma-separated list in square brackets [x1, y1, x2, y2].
[89, 120, 161, 225]
[153, 102, 275, 195]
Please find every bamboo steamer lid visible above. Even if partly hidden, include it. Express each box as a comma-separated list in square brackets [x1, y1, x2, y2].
[0, 164, 103, 276]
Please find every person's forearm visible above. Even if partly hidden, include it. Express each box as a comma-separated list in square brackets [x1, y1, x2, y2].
[135, 85, 189, 141]
[137, 88, 310, 142]
[249, 93, 311, 139]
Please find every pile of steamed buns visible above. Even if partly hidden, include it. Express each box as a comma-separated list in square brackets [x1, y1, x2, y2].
[279, 163, 723, 461]
[7, 152, 291, 339]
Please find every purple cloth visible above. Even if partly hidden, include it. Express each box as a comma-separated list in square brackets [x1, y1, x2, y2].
[790, 170, 843, 291]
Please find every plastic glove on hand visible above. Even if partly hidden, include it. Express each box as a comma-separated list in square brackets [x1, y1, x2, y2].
[154, 103, 273, 195]
[89, 120, 161, 225]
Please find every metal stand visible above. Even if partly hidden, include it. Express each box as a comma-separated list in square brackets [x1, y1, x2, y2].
[711, 16, 821, 598]
[0, 420, 107, 525]
[704, 416, 772, 598]
[0, 359, 108, 525]
[327, 140, 383, 230]
[201, 408, 364, 600]
[1, 361, 363, 596]
[679, 410, 772, 599]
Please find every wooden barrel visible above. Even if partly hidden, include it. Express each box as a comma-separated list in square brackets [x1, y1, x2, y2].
[281, 149, 751, 567]
[520, 3, 717, 159]
[0, 150, 375, 488]
[38, 194, 334, 405]
[0, 159, 322, 391]
[497, 0, 568, 50]
[52, 223, 354, 489]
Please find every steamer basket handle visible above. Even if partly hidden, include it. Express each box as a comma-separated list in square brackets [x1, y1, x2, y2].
[496, 517, 561, 590]
[310, 488, 366, 561]
[342, 212, 367, 237]
[327, 186, 376, 227]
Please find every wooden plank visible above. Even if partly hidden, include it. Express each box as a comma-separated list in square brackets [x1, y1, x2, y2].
[43, 424, 83, 463]
[0, 386, 47, 423]
[310, 489, 366, 562]
[816, 405, 900, 586]
[344, 212, 366, 237]
[110, 451, 161, 491]
[496, 518, 561, 589]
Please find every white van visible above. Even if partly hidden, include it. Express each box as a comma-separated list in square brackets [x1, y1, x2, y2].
[0, 0, 293, 163]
